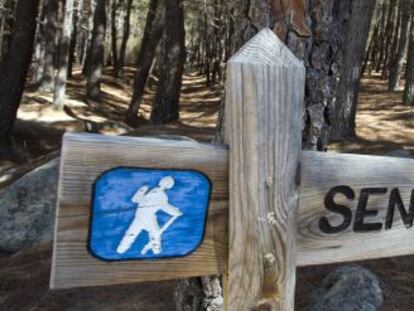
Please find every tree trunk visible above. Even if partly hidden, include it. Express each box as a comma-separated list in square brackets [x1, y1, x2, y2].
[365, 1, 385, 76]
[37, 0, 59, 92]
[223, 1, 376, 148]
[53, 0, 74, 109]
[82, 0, 95, 75]
[86, 0, 106, 101]
[68, 0, 83, 78]
[0, 0, 39, 155]
[110, 0, 119, 72]
[115, 0, 133, 76]
[388, 0, 413, 90]
[381, 0, 398, 79]
[0, 0, 14, 63]
[403, 4, 414, 104]
[33, 0, 47, 83]
[150, 0, 185, 125]
[376, 2, 389, 72]
[330, 0, 377, 139]
[126, 0, 164, 126]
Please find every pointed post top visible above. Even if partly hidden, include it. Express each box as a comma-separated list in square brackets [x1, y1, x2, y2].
[228, 28, 304, 68]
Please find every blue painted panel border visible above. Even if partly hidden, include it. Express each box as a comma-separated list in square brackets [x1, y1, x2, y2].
[87, 167, 212, 262]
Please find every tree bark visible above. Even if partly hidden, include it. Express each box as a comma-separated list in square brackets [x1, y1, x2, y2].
[150, 0, 185, 125]
[37, 0, 59, 92]
[381, 0, 398, 79]
[86, 0, 106, 101]
[0, 0, 14, 63]
[82, 0, 95, 75]
[115, 0, 133, 76]
[403, 4, 414, 104]
[388, 0, 413, 90]
[33, 0, 47, 83]
[376, 2, 389, 72]
[221, 1, 376, 149]
[330, 0, 377, 140]
[53, 0, 74, 109]
[68, 0, 83, 78]
[0, 0, 39, 155]
[126, 0, 164, 126]
[110, 0, 119, 72]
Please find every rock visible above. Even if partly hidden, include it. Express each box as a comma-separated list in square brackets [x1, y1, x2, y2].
[308, 264, 383, 311]
[0, 157, 59, 253]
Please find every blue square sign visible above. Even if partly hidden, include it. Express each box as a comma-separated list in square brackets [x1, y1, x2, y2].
[88, 167, 212, 261]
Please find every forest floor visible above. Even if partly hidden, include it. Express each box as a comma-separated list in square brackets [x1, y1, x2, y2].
[330, 72, 414, 156]
[2, 69, 414, 310]
[0, 67, 222, 188]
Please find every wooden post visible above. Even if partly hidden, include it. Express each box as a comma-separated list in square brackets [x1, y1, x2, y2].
[225, 29, 305, 310]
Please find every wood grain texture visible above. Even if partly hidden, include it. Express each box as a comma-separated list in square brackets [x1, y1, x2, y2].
[224, 29, 305, 311]
[297, 151, 414, 266]
[51, 132, 228, 289]
[51, 133, 414, 290]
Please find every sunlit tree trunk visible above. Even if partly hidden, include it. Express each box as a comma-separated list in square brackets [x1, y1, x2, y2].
[403, 4, 414, 104]
[126, 0, 164, 126]
[381, 0, 398, 79]
[82, 0, 95, 75]
[86, 0, 106, 100]
[33, 0, 47, 83]
[330, 0, 377, 139]
[53, 0, 74, 109]
[388, 0, 413, 90]
[37, 0, 58, 92]
[68, 0, 83, 78]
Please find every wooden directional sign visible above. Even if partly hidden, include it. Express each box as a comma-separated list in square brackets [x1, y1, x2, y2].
[51, 29, 414, 310]
[298, 151, 414, 266]
[50, 133, 228, 289]
[51, 132, 414, 289]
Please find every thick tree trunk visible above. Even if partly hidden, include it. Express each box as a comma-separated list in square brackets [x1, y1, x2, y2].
[150, 0, 185, 125]
[110, 0, 119, 72]
[223, 1, 376, 149]
[126, 0, 164, 126]
[37, 0, 59, 92]
[0, 0, 39, 155]
[53, 0, 74, 109]
[86, 0, 106, 101]
[388, 0, 413, 90]
[115, 0, 133, 77]
[330, 0, 377, 140]
[403, 4, 414, 104]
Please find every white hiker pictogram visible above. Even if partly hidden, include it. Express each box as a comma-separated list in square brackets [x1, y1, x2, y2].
[116, 176, 182, 255]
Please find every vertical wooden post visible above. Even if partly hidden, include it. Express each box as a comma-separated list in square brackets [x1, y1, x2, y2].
[225, 29, 305, 310]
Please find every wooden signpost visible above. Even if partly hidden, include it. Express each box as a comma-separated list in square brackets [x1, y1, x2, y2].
[51, 29, 414, 310]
